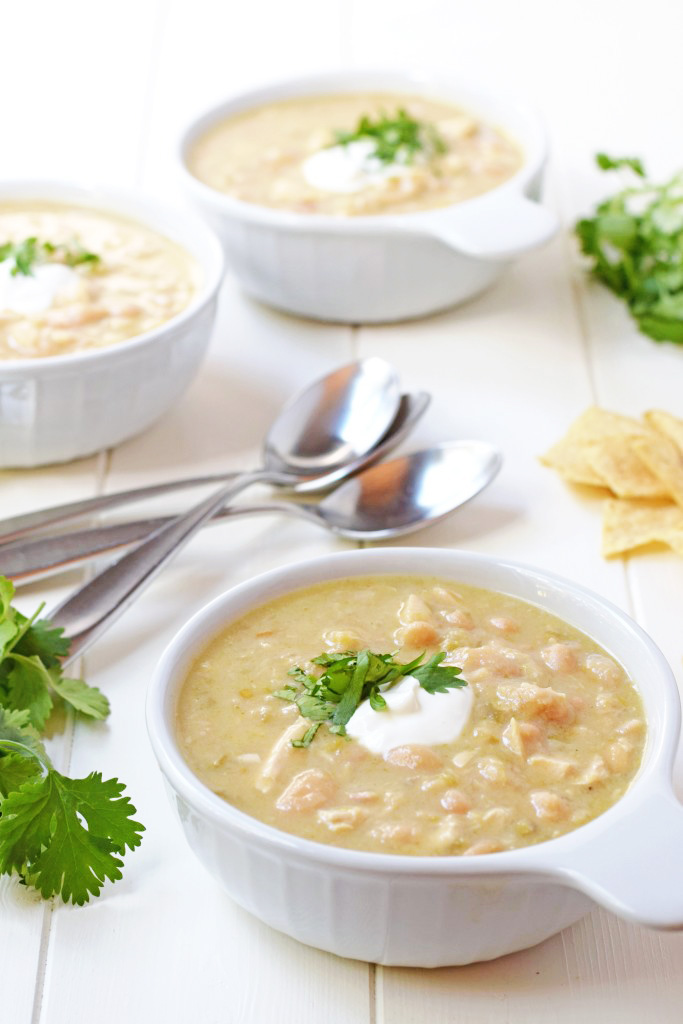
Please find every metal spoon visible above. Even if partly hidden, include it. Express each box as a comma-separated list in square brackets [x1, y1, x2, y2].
[44, 358, 404, 662]
[4, 442, 502, 584]
[0, 358, 410, 545]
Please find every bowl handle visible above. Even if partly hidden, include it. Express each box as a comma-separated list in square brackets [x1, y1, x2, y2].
[550, 789, 683, 930]
[406, 194, 558, 260]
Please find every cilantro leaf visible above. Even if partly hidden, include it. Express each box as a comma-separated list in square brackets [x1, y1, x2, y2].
[0, 769, 144, 905]
[577, 155, 683, 344]
[0, 574, 143, 904]
[334, 108, 446, 166]
[411, 652, 467, 693]
[0, 238, 100, 277]
[596, 153, 646, 177]
[275, 647, 468, 746]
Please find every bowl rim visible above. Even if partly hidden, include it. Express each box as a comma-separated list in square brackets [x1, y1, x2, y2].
[177, 67, 549, 233]
[146, 546, 679, 880]
[0, 179, 224, 374]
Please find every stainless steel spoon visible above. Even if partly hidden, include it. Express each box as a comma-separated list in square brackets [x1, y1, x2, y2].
[0, 358, 410, 545]
[4, 442, 502, 584]
[44, 358, 404, 663]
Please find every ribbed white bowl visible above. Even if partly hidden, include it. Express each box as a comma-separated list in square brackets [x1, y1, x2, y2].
[147, 548, 683, 967]
[0, 181, 224, 467]
[179, 70, 557, 323]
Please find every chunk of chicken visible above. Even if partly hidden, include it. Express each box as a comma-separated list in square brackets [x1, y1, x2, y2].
[495, 682, 575, 725]
[385, 745, 443, 772]
[530, 791, 570, 821]
[275, 768, 336, 812]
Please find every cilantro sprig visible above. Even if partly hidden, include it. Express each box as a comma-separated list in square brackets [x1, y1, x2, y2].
[274, 648, 467, 747]
[576, 154, 683, 344]
[333, 109, 447, 167]
[0, 237, 100, 277]
[0, 577, 143, 904]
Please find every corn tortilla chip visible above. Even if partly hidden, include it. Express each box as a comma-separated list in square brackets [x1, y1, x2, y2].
[644, 409, 683, 455]
[589, 439, 669, 498]
[630, 434, 683, 508]
[602, 499, 683, 557]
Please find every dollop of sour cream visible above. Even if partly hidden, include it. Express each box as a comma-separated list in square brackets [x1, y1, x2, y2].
[0, 260, 77, 316]
[345, 675, 473, 756]
[301, 139, 412, 194]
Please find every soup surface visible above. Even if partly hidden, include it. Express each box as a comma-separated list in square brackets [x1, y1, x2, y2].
[0, 202, 199, 359]
[188, 93, 522, 216]
[177, 576, 645, 856]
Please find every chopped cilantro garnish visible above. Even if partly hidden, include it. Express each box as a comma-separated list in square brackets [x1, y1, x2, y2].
[0, 238, 100, 277]
[0, 576, 143, 903]
[576, 154, 683, 344]
[275, 648, 467, 746]
[333, 108, 447, 166]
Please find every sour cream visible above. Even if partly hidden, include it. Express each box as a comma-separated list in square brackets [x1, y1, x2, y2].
[346, 675, 473, 756]
[0, 260, 77, 316]
[301, 139, 412, 194]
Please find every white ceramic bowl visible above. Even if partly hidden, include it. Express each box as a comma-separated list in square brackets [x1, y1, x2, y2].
[0, 181, 224, 467]
[179, 71, 557, 323]
[147, 547, 683, 967]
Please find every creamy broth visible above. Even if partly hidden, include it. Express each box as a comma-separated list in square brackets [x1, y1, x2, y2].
[176, 576, 645, 857]
[188, 93, 522, 216]
[0, 203, 199, 359]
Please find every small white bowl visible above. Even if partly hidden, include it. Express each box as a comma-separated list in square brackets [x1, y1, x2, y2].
[147, 548, 683, 967]
[0, 181, 224, 468]
[179, 70, 557, 323]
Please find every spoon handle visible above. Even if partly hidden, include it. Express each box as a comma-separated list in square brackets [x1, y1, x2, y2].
[50, 471, 270, 667]
[3, 501, 315, 582]
[0, 472, 253, 545]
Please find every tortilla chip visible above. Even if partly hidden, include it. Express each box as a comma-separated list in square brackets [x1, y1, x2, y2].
[644, 409, 683, 455]
[602, 499, 683, 557]
[539, 437, 606, 486]
[588, 439, 669, 498]
[630, 434, 683, 507]
[540, 407, 654, 489]
[565, 406, 650, 443]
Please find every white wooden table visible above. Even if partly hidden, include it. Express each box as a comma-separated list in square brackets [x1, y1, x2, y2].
[4, 2, 683, 1020]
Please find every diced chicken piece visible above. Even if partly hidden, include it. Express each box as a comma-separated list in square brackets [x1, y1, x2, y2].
[452, 749, 475, 768]
[235, 753, 261, 765]
[477, 757, 507, 784]
[575, 755, 609, 787]
[607, 738, 633, 773]
[385, 745, 443, 772]
[256, 720, 308, 792]
[433, 814, 466, 851]
[527, 755, 577, 780]
[399, 593, 434, 624]
[275, 768, 336, 812]
[370, 822, 419, 845]
[541, 643, 578, 672]
[316, 806, 368, 832]
[482, 807, 511, 828]
[431, 586, 462, 608]
[618, 718, 645, 738]
[348, 790, 379, 803]
[324, 628, 362, 651]
[502, 717, 543, 756]
[584, 653, 623, 688]
[466, 645, 524, 677]
[490, 616, 519, 634]
[445, 608, 475, 630]
[396, 621, 440, 648]
[463, 839, 504, 855]
[495, 682, 575, 725]
[440, 788, 472, 813]
[530, 791, 570, 821]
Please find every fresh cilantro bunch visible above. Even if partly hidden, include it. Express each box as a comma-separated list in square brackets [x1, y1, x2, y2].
[576, 154, 683, 343]
[275, 648, 467, 748]
[0, 237, 100, 277]
[334, 109, 447, 166]
[0, 577, 143, 904]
